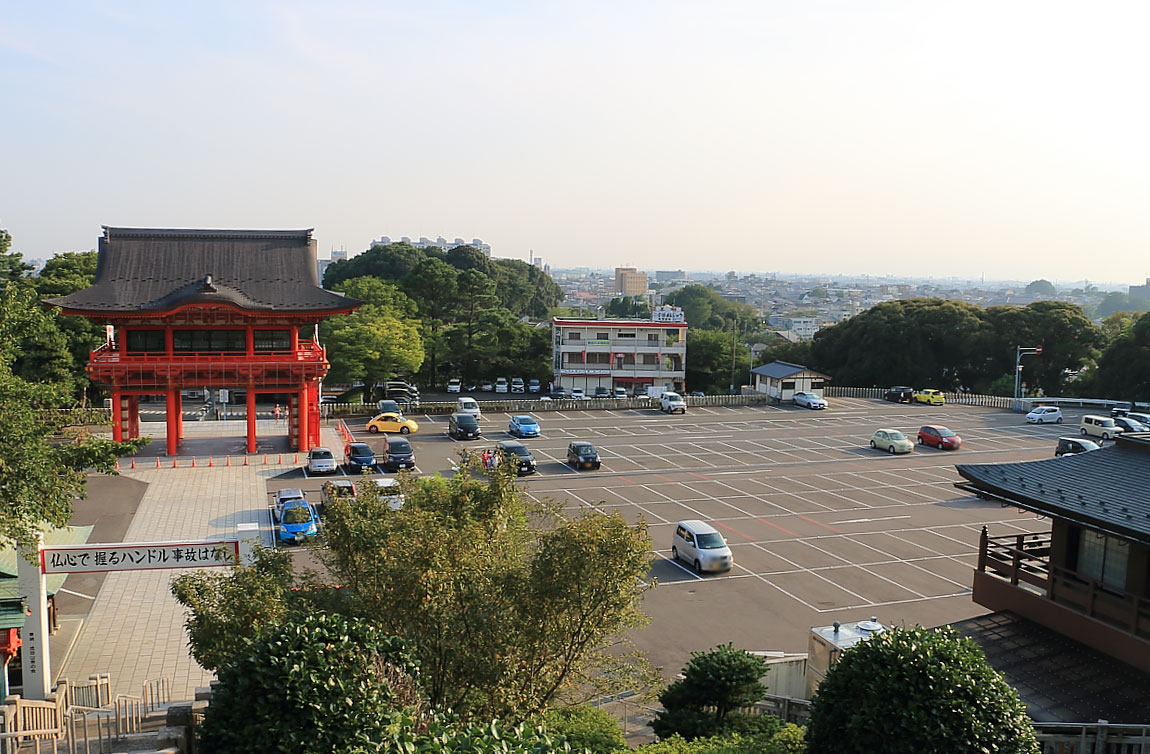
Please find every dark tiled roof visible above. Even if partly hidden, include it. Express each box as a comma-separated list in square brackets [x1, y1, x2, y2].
[955, 434, 1150, 546]
[750, 360, 830, 380]
[952, 611, 1150, 723]
[45, 227, 359, 314]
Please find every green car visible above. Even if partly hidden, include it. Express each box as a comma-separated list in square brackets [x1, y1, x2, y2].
[870, 429, 914, 454]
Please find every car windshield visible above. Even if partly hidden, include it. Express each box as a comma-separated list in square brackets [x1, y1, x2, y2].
[389, 439, 412, 453]
[575, 445, 596, 456]
[516, 417, 536, 425]
[282, 506, 312, 524]
[937, 428, 956, 437]
[888, 431, 907, 441]
[310, 449, 333, 459]
[349, 445, 372, 457]
[696, 532, 726, 549]
[665, 393, 681, 400]
[460, 399, 477, 408]
[1099, 419, 1116, 427]
[508, 446, 531, 457]
[455, 415, 477, 427]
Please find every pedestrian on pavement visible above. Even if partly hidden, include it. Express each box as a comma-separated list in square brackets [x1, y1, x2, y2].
[481, 448, 491, 470]
[274, 404, 281, 424]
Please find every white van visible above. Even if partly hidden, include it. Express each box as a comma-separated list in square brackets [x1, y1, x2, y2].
[456, 397, 481, 418]
[671, 520, 733, 574]
[1080, 414, 1123, 441]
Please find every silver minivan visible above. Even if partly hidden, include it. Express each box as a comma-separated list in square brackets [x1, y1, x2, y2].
[1080, 414, 1123, 441]
[671, 520, 733, 574]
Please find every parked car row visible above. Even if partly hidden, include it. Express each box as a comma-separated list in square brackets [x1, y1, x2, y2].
[870, 424, 964, 454]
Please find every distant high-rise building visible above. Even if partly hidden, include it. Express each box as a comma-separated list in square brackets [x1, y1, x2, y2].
[533, 256, 544, 269]
[1130, 278, 1150, 302]
[371, 235, 492, 257]
[614, 267, 648, 297]
[317, 249, 348, 283]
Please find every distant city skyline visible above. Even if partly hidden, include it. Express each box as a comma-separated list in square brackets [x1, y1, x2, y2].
[4, 2, 1150, 283]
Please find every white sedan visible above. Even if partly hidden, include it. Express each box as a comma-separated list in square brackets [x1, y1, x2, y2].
[793, 392, 827, 410]
[1026, 406, 1063, 424]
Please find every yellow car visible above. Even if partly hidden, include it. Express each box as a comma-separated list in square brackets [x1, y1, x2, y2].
[913, 389, 945, 406]
[366, 412, 419, 435]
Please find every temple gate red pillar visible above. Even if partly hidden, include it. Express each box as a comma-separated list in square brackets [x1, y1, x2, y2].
[111, 388, 123, 442]
[296, 388, 309, 453]
[127, 395, 140, 439]
[165, 389, 179, 455]
[246, 389, 257, 453]
[176, 393, 184, 439]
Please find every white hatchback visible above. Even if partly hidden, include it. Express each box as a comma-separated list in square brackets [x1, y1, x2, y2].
[671, 520, 733, 574]
[446, 378, 462, 393]
[306, 447, 337, 474]
[1026, 406, 1063, 424]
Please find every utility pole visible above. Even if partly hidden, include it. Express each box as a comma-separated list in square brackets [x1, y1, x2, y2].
[1014, 344, 1043, 410]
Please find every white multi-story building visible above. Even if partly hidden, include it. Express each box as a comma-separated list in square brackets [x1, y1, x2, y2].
[768, 315, 820, 340]
[372, 235, 492, 257]
[552, 312, 688, 394]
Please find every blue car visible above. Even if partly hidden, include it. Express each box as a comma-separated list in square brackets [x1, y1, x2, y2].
[278, 500, 319, 544]
[508, 414, 540, 438]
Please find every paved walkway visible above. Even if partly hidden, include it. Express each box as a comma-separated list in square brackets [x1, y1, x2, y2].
[56, 420, 343, 701]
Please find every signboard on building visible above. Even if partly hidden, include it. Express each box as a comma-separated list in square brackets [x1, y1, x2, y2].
[41, 540, 240, 574]
[585, 340, 611, 346]
[652, 305, 685, 323]
[560, 369, 612, 376]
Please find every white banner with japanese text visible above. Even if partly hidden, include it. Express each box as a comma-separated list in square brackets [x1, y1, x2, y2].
[40, 540, 240, 574]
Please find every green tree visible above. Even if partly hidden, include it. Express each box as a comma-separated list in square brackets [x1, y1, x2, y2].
[31, 251, 104, 402]
[650, 644, 770, 741]
[541, 705, 626, 754]
[1094, 312, 1150, 402]
[317, 461, 654, 721]
[323, 241, 430, 288]
[320, 278, 423, 402]
[806, 626, 1038, 754]
[196, 611, 424, 754]
[685, 329, 737, 394]
[402, 258, 459, 387]
[663, 285, 753, 330]
[0, 281, 144, 550]
[170, 546, 298, 672]
[449, 269, 500, 382]
[607, 296, 652, 318]
[1025, 279, 1057, 297]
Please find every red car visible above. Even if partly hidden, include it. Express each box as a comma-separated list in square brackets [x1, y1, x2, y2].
[917, 425, 962, 450]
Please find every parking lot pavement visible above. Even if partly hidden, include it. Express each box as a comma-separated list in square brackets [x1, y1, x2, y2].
[341, 398, 1077, 675]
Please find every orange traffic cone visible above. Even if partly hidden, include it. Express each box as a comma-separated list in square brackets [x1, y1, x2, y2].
[155, 457, 161, 469]
[278, 453, 283, 465]
[191, 456, 197, 468]
[173, 458, 178, 468]
[130, 457, 136, 469]
[293, 453, 299, 464]
[208, 456, 214, 467]
[114, 459, 120, 470]
[226, 455, 231, 467]
[244, 455, 249, 466]
[263, 454, 268, 465]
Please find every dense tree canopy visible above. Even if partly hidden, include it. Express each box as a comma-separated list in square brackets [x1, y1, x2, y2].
[806, 626, 1037, 754]
[318, 461, 653, 721]
[0, 278, 143, 549]
[810, 298, 1102, 395]
[650, 645, 770, 741]
[663, 285, 754, 330]
[1025, 279, 1056, 297]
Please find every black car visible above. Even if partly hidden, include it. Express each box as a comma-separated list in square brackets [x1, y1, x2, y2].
[385, 436, 416, 471]
[884, 386, 913, 403]
[550, 386, 568, 398]
[1113, 416, 1149, 434]
[496, 440, 536, 475]
[566, 441, 601, 470]
[1111, 401, 1133, 417]
[449, 412, 482, 440]
[593, 387, 611, 398]
[376, 399, 404, 416]
[1055, 437, 1100, 457]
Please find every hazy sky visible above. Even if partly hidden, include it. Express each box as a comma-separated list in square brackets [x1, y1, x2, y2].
[3, 1, 1149, 283]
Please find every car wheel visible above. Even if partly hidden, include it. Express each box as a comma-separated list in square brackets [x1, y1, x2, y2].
[1103, 433, 1111, 441]
[1080, 428, 1088, 436]
[693, 559, 702, 574]
[400, 427, 410, 435]
[869, 440, 877, 449]
[917, 436, 923, 444]
[671, 546, 678, 562]
[1057, 417, 1063, 424]
[888, 445, 896, 454]
[367, 426, 378, 434]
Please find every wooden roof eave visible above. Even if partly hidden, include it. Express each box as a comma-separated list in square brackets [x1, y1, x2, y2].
[50, 301, 361, 321]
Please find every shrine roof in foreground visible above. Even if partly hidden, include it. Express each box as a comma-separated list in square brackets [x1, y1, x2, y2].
[44, 227, 359, 316]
